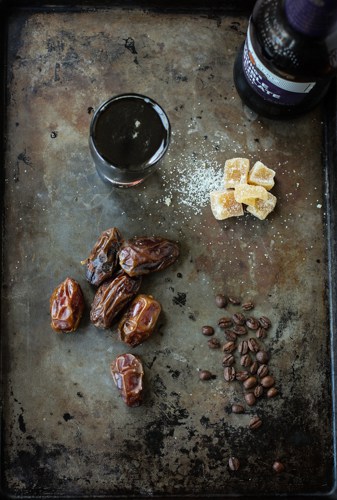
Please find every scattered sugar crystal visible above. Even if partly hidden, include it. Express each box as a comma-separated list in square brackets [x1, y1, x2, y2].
[161, 156, 224, 214]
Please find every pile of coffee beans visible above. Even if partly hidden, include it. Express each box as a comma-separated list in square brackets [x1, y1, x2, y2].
[200, 293, 284, 474]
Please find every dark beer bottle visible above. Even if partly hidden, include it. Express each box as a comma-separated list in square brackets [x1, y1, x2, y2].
[233, 0, 337, 119]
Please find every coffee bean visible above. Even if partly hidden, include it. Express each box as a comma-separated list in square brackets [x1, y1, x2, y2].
[243, 376, 257, 390]
[257, 364, 269, 378]
[215, 294, 228, 308]
[244, 392, 256, 406]
[222, 354, 235, 367]
[236, 370, 249, 382]
[249, 416, 262, 430]
[232, 404, 245, 414]
[232, 312, 246, 326]
[223, 341, 236, 353]
[272, 461, 284, 473]
[202, 325, 214, 336]
[199, 370, 213, 380]
[248, 338, 260, 352]
[254, 385, 263, 398]
[267, 387, 279, 398]
[224, 330, 237, 341]
[233, 325, 247, 336]
[256, 350, 270, 364]
[238, 340, 248, 355]
[260, 375, 275, 388]
[240, 354, 252, 367]
[224, 366, 236, 382]
[250, 361, 259, 375]
[242, 301, 254, 311]
[208, 338, 221, 349]
[246, 317, 260, 330]
[228, 456, 240, 471]
[228, 296, 241, 305]
[218, 316, 232, 329]
[256, 326, 267, 339]
[259, 316, 272, 329]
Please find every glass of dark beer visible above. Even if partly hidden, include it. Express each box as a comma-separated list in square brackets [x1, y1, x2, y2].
[89, 93, 170, 187]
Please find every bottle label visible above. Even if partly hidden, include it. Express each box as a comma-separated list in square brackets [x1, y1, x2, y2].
[243, 23, 316, 106]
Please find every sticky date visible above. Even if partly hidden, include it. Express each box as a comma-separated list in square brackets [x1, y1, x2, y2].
[118, 236, 179, 277]
[50, 277, 84, 332]
[118, 294, 161, 347]
[90, 271, 142, 329]
[82, 227, 122, 286]
[110, 353, 144, 407]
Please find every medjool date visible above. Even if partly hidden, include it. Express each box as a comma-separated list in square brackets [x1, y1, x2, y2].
[110, 353, 144, 407]
[118, 294, 161, 347]
[118, 236, 179, 276]
[82, 227, 122, 286]
[50, 277, 84, 332]
[90, 271, 142, 329]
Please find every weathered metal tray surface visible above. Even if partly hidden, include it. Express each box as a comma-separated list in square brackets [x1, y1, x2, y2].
[1, 1, 337, 498]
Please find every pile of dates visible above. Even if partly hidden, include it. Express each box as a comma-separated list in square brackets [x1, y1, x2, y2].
[49, 227, 179, 406]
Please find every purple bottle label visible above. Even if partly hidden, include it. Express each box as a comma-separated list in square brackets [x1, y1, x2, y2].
[242, 23, 316, 106]
[285, 0, 337, 37]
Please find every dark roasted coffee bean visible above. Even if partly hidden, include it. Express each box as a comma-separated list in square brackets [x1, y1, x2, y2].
[245, 392, 256, 406]
[238, 340, 248, 355]
[228, 457, 240, 471]
[222, 354, 235, 367]
[257, 364, 269, 378]
[242, 300, 254, 311]
[243, 376, 257, 390]
[256, 350, 270, 364]
[249, 416, 262, 430]
[224, 330, 237, 341]
[273, 461, 285, 473]
[215, 294, 228, 308]
[228, 296, 241, 305]
[202, 325, 214, 336]
[267, 387, 279, 398]
[208, 338, 221, 349]
[199, 370, 213, 380]
[261, 375, 275, 388]
[236, 370, 249, 382]
[250, 361, 259, 374]
[223, 341, 236, 353]
[256, 326, 267, 339]
[259, 316, 272, 329]
[233, 325, 247, 336]
[248, 338, 260, 353]
[218, 317, 232, 329]
[232, 312, 246, 325]
[224, 367, 236, 382]
[246, 317, 260, 330]
[232, 404, 245, 414]
[254, 385, 263, 398]
[240, 354, 252, 367]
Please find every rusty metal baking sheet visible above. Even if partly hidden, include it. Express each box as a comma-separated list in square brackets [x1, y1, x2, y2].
[1, 3, 336, 498]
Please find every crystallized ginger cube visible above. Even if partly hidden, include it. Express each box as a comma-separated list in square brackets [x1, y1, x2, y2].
[224, 158, 250, 189]
[210, 190, 244, 220]
[246, 192, 277, 220]
[234, 184, 268, 207]
[248, 161, 275, 191]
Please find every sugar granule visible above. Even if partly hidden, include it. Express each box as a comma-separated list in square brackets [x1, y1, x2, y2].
[160, 157, 223, 215]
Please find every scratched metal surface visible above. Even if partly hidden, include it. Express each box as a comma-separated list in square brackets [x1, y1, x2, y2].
[1, 5, 334, 498]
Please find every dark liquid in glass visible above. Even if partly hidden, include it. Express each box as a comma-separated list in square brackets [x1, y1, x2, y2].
[92, 96, 169, 170]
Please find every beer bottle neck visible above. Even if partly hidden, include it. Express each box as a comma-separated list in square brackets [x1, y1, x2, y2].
[284, 0, 337, 38]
